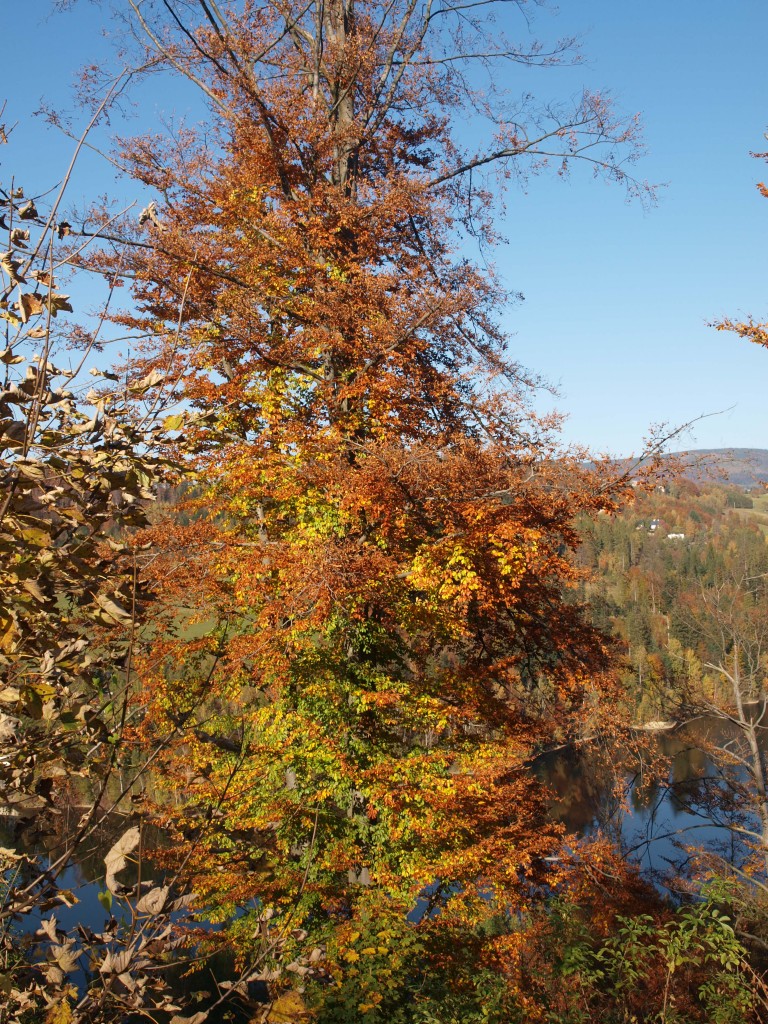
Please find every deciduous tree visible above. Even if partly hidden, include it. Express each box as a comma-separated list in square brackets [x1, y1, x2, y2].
[63, 0, 664, 1015]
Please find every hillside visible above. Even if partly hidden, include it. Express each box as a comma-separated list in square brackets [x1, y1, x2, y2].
[672, 448, 768, 487]
[576, 474, 768, 721]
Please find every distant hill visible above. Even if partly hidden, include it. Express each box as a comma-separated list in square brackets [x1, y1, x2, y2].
[671, 448, 768, 488]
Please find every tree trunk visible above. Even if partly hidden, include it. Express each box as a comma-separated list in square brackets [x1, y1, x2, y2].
[325, 0, 358, 190]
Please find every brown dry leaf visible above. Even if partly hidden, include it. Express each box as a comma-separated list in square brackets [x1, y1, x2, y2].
[38, 916, 60, 942]
[55, 889, 79, 908]
[139, 201, 165, 230]
[94, 594, 133, 626]
[104, 826, 140, 893]
[44, 964, 66, 986]
[21, 579, 49, 604]
[100, 949, 132, 974]
[51, 942, 80, 973]
[169, 892, 198, 912]
[18, 200, 38, 220]
[246, 969, 282, 983]
[19, 292, 44, 323]
[0, 252, 25, 284]
[118, 971, 137, 992]
[0, 713, 18, 743]
[129, 368, 165, 394]
[48, 293, 73, 317]
[1, 422, 26, 447]
[136, 885, 169, 914]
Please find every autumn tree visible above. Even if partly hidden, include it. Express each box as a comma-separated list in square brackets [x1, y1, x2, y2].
[57, 0, 675, 1017]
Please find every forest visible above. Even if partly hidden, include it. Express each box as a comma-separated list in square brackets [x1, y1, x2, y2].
[1, 1, 768, 1021]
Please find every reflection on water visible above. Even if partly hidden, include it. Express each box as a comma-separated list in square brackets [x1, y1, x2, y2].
[0, 810, 248, 1022]
[0, 806, 197, 928]
[536, 717, 764, 884]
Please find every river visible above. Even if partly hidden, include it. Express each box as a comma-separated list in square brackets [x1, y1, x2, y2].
[537, 716, 761, 888]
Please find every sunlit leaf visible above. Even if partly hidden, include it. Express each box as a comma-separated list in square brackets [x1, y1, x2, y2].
[129, 368, 165, 394]
[104, 827, 141, 893]
[136, 886, 169, 914]
[18, 199, 38, 220]
[18, 292, 45, 322]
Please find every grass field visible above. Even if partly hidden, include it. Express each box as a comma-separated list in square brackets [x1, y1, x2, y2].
[727, 488, 768, 534]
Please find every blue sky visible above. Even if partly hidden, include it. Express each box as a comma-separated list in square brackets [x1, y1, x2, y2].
[3, 1, 768, 456]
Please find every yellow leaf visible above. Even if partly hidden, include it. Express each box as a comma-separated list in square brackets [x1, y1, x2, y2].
[45, 997, 73, 1024]
[266, 989, 310, 1021]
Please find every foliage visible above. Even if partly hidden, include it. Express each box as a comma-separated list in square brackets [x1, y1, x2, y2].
[1, 4, 764, 1022]
[0, 119, 219, 1021]
[28, 10, 684, 1024]
[575, 481, 768, 716]
[49, 1, 764, 1019]
[297, 880, 760, 1023]
[25, 2, 663, 1015]
[554, 887, 757, 1024]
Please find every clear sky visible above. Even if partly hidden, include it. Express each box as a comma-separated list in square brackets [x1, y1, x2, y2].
[3, 1, 768, 457]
